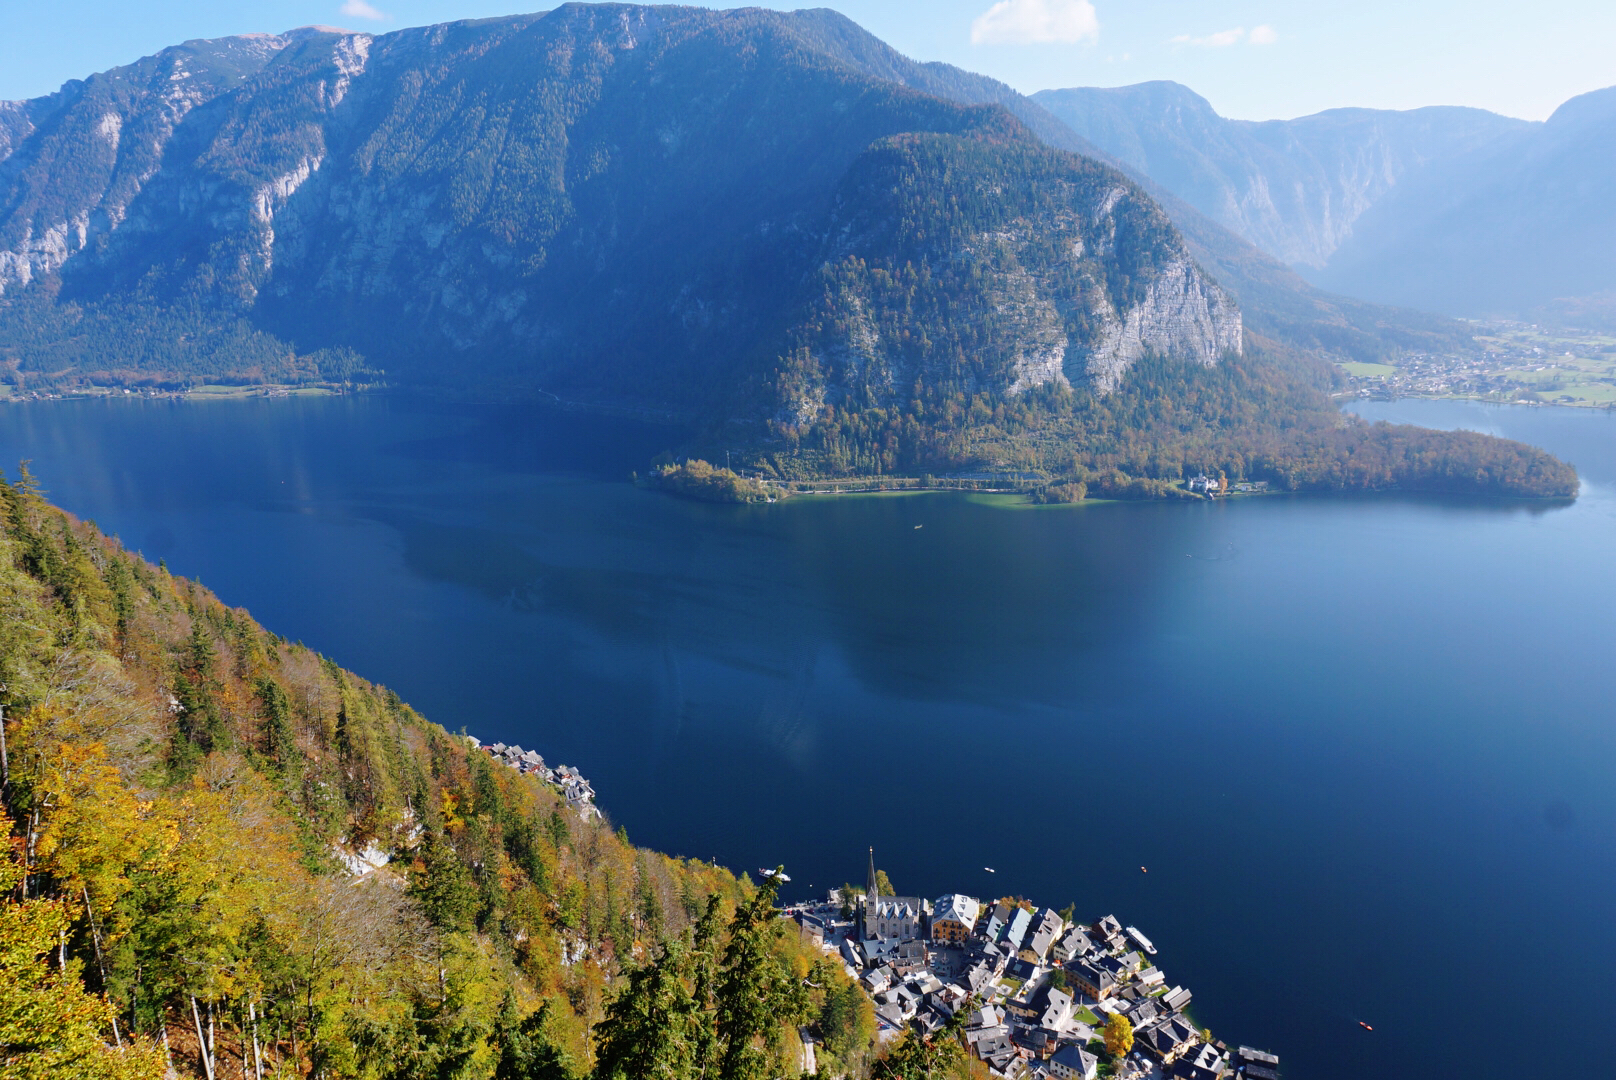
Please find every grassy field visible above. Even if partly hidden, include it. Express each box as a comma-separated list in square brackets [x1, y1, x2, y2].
[188, 384, 338, 398]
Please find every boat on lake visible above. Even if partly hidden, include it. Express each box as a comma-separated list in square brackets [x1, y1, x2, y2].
[1126, 926, 1158, 955]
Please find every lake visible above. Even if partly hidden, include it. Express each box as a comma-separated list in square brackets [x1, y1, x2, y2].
[2, 394, 1614, 1079]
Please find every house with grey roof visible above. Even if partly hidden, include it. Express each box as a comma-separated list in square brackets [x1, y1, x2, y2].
[1000, 906, 1033, 950]
[1138, 1015, 1201, 1064]
[1019, 909, 1064, 964]
[1233, 1046, 1280, 1080]
[1067, 959, 1118, 1001]
[932, 894, 983, 944]
[1178, 1042, 1229, 1080]
[1052, 927, 1097, 964]
[1049, 1044, 1098, 1080]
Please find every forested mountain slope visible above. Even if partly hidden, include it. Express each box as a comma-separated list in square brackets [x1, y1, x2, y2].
[0, 5, 1577, 493]
[0, 6, 1233, 418]
[0, 468, 878, 1079]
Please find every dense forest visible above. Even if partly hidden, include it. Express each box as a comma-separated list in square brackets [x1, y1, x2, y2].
[748, 344, 1580, 499]
[0, 470, 900, 1080]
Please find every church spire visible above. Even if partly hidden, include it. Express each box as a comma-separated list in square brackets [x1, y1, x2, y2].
[867, 846, 878, 901]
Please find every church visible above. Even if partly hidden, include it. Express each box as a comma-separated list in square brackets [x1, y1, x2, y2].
[860, 847, 926, 941]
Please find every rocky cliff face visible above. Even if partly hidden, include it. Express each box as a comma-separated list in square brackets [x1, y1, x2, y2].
[785, 138, 1240, 425]
[0, 6, 1238, 420]
[1033, 81, 1531, 270]
[0, 34, 295, 295]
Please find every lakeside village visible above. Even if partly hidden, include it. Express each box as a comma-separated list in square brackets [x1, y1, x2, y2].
[469, 735, 602, 820]
[787, 852, 1280, 1080]
[436, 741, 1279, 1079]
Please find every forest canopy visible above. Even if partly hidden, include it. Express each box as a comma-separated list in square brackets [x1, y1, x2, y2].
[0, 469, 890, 1080]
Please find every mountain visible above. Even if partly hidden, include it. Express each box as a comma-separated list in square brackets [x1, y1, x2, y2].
[0, 7, 1233, 417]
[1035, 79, 1616, 324]
[1313, 86, 1616, 320]
[1034, 81, 1531, 270]
[0, 6, 1577, 495]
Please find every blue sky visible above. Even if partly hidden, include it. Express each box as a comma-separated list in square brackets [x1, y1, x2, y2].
[3, 0, 1613, 121]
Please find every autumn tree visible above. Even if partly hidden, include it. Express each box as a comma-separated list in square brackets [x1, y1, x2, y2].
[1102, 1012, 1134, 1061]
[0, 842, 167, 1080]
[715, 871, 809, 1080]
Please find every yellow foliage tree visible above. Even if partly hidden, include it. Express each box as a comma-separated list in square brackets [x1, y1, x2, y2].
[0, 843, 166, 1080]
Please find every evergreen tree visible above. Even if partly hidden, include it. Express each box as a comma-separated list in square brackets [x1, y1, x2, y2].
[714, 871, 808, 1080]
[410, 828, 479, 932]
[495, 998, 575, 1080]
[594, 941, 704, 1080]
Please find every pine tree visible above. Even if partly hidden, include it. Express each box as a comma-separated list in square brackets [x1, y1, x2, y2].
[714, 871, 808, 1080]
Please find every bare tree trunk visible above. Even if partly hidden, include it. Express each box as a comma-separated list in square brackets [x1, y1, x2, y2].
[1, 701, 9, 794]
[191, 996, 216, 1080]
[162, 1020, 174, 1073]
[81, 885, 123, 1046]
[249, 1002, 263, 1080]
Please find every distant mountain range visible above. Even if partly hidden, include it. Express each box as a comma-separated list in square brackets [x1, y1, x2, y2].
[1036, 81, 1616, 324]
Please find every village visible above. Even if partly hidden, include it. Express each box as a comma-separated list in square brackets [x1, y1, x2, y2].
[468, 735, 602, 820]
[789, 853, 1279, 1080]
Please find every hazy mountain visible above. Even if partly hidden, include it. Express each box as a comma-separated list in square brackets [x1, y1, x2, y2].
[0, 7, 1235, 415]
[1033, 81, 1532, 270]
[1315, 86, 1616, 320]
[1035, 79, 1616, 323]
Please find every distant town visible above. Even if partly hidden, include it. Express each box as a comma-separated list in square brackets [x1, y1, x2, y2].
[788, 852, 1280, 1080]
[1340, 321, 1616, 407]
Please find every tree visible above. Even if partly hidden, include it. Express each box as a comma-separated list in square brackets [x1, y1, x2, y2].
[873, 870, 895, 897]
[594, 941, 703, 1080]
[1102, 1012, 1134, 1061]
[715, 871, 808, 1080]
[0, 843, 167, 1080]
[872, 1007, 966, 1080]
[410, 828, 478, 932]
[494, 998, 574, 1080]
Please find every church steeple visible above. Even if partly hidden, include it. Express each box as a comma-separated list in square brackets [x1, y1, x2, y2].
[866, 846, 879, 902]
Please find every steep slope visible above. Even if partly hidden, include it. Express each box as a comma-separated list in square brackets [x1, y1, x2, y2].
[0, 33, 296, 291]
[0, 469, 874, 1079]
[1033, 82, 1530, 269]
[769, 38, 1476, 362]
[1314, 86, 1616, 320]
[0, 6, 1233, 418]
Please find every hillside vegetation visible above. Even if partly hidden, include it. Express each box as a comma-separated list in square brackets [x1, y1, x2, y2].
[0, 468, 885, 1080]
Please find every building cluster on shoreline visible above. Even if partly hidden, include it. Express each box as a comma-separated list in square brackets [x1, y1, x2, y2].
[465, 735, 601, 819]
[789, 852, 1279, 1080]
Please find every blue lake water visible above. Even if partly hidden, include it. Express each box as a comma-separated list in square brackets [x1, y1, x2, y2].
[2, 394, 1614, 1079]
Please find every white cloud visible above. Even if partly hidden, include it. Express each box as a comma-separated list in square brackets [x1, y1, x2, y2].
[1171, 25, 1280, 48]
[970, 0, 1100, 46]
[340, 0, 387, 20]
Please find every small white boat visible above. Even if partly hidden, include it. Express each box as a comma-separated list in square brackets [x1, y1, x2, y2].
[984, 866, 996, 873]
[1125, 926, 1158, 955]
